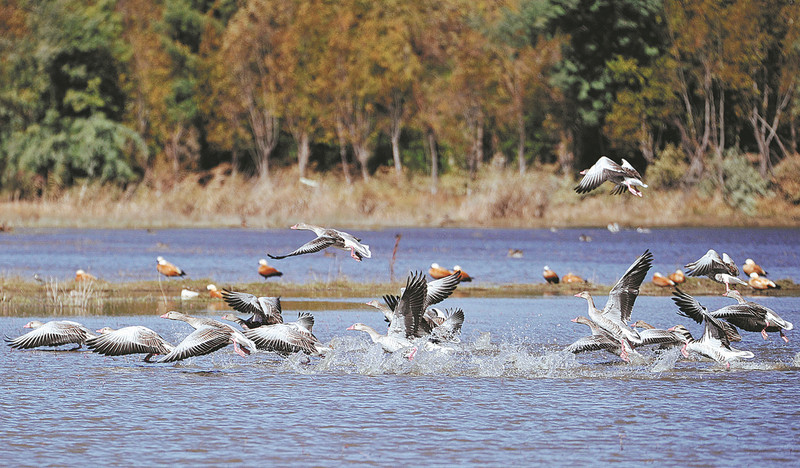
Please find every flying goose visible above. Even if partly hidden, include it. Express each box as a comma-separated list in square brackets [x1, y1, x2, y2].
[87, 326, 174, 362]
[684, 249, 747, 292]
[158, 311, 256, 363]
[4, 320, 96, 350]
[268, 223, 370, 262]
[574, 156, 647, 197]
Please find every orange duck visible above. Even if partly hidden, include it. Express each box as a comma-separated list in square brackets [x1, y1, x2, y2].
[652, 272, 675, 287]
[562, 273, 585, 284]
[75, 269, 97, 282]
[743, 259, 767, 277]
[748, 272, 778, 290]
[206, 284, 223, 298]
[668, 269, 685, 284]
[429, 263, 453, 280]
[156, 256, 186, 277]
[543, 266, 559, 284]
[258, 259, 283, 279]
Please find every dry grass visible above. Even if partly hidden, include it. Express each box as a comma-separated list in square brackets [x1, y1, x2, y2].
[1, 164, 799, 229]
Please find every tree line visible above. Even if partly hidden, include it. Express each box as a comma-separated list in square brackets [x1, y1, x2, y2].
[0, 0, 798, 198]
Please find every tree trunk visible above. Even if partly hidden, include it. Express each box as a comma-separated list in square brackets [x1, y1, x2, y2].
[517, 106, 526, 174]
[390, 93, 404, 182]
[354, 144, 370, 181]
[556, 129, 574, 175]
[296, 130, 310, 179]
[335, 118, 352, 185]
[428, 129, 438, 195]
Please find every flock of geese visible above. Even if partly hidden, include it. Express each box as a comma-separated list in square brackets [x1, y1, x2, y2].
[3, 158, 795, 368]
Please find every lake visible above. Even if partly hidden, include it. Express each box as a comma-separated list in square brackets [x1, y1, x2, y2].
[1, 227, 799, 465]
[0, 226, 798, 284]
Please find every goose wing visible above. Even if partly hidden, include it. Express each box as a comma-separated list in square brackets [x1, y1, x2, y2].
[565, 335, 618, 353]
[603, 249, 653, 322]
[684, 249, 726, 276]
[424, 271, 461, 309]
[638, 329, 683, 347]
[86, 326, 174, 356]
[4, 321, 93, 349]
[221, 289, 282, 325]
[243, 324, 318, 355]
[430, 308, 464, 342]
[388, 272, 428, 339]
[268, 235, 337, 259]
[575, 157, 620, 194]
[158, 327, 231, 363]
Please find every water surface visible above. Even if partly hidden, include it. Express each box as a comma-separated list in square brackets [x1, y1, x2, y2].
[3, 295, 798, 465]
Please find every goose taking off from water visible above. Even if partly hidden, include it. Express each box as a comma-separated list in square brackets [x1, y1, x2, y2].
[4, 320, 96, 350]
[684, 249, 747, 292]
[156, 256, 186, 277]
[574, 156, 647, 197]
[268, 223, 371, 262]
[221, 313, 323, 356]
[220, 288, 283, 328]
[722, 290, 793, 342]
[258, 259, 283, 279]
[158, 311, 256, 363]
[573, 249, 653, 361]
[87, 326, 174, 362]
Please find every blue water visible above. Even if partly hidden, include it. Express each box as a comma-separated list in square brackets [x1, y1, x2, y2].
[1, 227, 799, 465]
[2, 294, 799, 465]
[0, 227, 798, 284]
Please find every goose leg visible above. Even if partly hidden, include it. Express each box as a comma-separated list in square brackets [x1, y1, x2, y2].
[406, 346, 418, 361]
[680, 343, 690, 358]
[619, 340, 630, 363]
[761, 320, 771, 340]
[143, 353, 155, 363]
[349, 247, 362, 262]
[780, 330, 789, 343]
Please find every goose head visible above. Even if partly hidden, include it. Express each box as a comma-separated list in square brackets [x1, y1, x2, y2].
[96, 327, 115, 334]
[23, 320, 44, 329]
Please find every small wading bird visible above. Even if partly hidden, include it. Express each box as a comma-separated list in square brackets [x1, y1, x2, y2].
[684, 249, 747, 292]
[268, 223, 371, 262]
[574, 156, 647, 197]
[156, 256, 186, 277]
[258, 259, 283, 279]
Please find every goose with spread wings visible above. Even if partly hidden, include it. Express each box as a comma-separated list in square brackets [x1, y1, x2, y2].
[5, 320, 96, 350]
[722, 290, 793, 342]
[268, 223, 371, 262]
[157, 311, 256, 363]
[573, 249, 653, 361]
[87, 326, 174, 362]
[684, 249, 747, 292]
[669, 291, 754, 366]
[220, 288, 283, 328]
[574, 156, 647, 197]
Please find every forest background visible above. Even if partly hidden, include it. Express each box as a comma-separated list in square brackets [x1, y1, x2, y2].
[1, 0, 800, 229]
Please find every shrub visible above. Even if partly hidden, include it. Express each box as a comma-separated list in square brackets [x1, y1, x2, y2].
[721, 149, 769, 215]
[646, 144, 687, 189]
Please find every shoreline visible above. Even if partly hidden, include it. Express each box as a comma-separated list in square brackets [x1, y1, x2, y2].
[2, 277, 796, 318]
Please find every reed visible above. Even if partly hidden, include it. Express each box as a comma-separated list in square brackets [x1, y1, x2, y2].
[1, 164, 799, 229]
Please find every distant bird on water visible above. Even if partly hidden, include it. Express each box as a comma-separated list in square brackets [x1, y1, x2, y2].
[156, 256, 186, 277]
[543, 266, 559, 284]
[258, 259, 283, 279]
[574, 156, 647, 197]
[268, 223, 371, 262]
